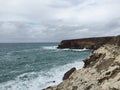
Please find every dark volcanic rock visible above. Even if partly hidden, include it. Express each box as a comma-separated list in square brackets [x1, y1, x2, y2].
[63, 67, 76, 80]
[58, 36, 114, 49]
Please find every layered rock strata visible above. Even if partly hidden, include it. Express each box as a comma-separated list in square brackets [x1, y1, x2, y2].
[44, 35, 120, 90]
[58, 36, 114, 49]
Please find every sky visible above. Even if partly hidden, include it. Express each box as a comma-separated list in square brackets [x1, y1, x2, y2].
[0, 0, 120, 42]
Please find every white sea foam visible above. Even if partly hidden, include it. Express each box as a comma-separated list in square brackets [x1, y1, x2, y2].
[42, 46, 88, 52]
[13, 48, 41, 53]
[61, 48, 88, 52]
[42, 46, 58, 50]
[0, 61, 84, 90]
[71, 48, 88, 52]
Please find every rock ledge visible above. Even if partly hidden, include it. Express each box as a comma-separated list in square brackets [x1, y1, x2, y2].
[44, 35, 120, 90]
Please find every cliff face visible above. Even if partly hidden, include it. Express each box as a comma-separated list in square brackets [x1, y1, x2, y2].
[58, 36, 114, 49]
[44, 36, 120, 90]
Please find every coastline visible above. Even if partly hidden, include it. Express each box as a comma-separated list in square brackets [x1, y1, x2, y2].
[44, 35, 120, 90]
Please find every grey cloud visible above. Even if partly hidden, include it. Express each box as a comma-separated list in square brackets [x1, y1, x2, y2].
[0, 20, 120, 42]
[49, 0, 86, 8]
[0, 0, 120, 42]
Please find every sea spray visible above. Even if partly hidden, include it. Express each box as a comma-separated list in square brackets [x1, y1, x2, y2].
[0, 43, 91, 90]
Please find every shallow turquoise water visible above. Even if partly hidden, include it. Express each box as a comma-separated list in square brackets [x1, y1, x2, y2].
[0, 43, 91, 90]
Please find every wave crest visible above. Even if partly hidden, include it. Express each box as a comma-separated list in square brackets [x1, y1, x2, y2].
[0, 61, 84, 90]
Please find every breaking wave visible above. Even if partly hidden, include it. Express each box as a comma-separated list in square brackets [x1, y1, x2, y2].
[0, 61, 84, 90]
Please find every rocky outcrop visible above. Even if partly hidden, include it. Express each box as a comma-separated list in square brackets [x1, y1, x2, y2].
[58, 36, 114, 49]
[63, 67, 76, 80]
[44, 35, 120, 90]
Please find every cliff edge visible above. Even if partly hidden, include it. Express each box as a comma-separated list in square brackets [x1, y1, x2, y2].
[58, 36, 114, 49]
[44, 35, 120, 90]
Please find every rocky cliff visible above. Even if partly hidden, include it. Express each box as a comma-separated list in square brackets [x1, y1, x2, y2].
[44, 35, 120, 90]
[58, 36, 114, 49]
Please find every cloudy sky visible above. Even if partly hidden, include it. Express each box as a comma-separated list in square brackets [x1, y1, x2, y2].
[0, 0, 120, 42]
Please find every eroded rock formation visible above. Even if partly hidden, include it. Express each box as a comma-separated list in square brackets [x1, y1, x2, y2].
[44, 35, 120, 90]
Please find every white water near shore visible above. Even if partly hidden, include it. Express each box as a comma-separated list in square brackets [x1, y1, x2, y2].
[0, 43, 91, 90]
[42, 46, 88, 52]
[0, 61, 84, 90]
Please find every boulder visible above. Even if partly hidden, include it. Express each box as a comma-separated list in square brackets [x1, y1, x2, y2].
[63, 67, 76, 80]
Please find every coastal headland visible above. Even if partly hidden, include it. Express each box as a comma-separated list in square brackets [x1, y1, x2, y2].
[44, 35, 120, 90]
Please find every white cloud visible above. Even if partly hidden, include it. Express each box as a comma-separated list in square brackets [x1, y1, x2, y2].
[0, 0, 120, 42]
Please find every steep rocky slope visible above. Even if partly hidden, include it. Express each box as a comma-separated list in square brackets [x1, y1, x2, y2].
[44, 36, 120, 90]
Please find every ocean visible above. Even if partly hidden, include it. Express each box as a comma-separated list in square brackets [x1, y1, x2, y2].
[0, 43, 91, 90]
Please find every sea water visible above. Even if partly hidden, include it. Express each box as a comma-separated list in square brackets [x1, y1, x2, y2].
[0, 43, 91, 90]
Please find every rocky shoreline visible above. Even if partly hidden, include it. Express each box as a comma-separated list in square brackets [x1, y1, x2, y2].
[44, 35, 120, 90]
